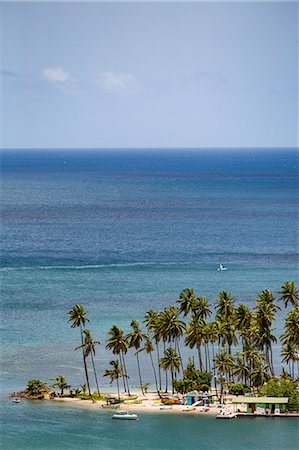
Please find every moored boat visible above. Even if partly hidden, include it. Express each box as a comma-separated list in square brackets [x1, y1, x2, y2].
[216, 411, 236, 419]
[112, 410, 138, 420]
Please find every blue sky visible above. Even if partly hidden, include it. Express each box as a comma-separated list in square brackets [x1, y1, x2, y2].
[1, 1, 298, 149]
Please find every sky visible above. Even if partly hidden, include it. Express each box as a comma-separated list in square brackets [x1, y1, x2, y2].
[0, 1, 298, 149]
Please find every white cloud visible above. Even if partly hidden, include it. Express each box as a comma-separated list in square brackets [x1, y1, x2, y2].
[42, 67, 72, 83]
[95, 71, 139, 94]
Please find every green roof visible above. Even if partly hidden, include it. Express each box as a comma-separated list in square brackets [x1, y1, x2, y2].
[232, 396, 288, 404]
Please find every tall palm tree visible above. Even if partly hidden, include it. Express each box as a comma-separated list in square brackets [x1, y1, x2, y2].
[103, 360, 126, 400]
[142, 334, 159, 395]
[143, 309, 162, 390]
[254, 291, 279, 375]
[76, 329, 101, 396]
[106, 325, 130, 395]
[158, 306, 185, 371]
[67, 304, 92, 398]
[160, 347, 181, 394]
[213, 350, 234, 402]
[279, 281, 299, 308]
[128, 320, 146, 395]
[185, 315, 205, 371]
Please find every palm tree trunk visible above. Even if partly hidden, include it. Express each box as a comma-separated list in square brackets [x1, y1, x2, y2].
[90, 352, 100, 397]
[83, 355, 93, 400]
[175, 338, 184, 373]
[136, 352, 144, 395]
[116, 377, 120, 400]
[121, 352, 130, 396]
[171, 368, 174, 395]
[79, 323, 92, 399]
[197, 343, 203, 371]
[149, 351, 159, 395]
[156, 341, 162, 391]
[119, 354, 127, 393]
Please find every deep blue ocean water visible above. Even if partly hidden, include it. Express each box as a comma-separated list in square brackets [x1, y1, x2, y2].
[1, 148, 298, 449]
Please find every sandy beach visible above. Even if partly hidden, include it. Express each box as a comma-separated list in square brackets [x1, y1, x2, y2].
[51, 392, 227, 415]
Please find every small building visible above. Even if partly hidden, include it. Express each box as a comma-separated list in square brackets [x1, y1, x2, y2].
[186, 390, 215, 406]
[232, 396, 288, 415]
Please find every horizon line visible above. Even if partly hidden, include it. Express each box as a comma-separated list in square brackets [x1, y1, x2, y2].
[0, 146, 298, 152]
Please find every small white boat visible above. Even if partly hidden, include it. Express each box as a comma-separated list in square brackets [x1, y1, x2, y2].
[12, 398, 21, 403]
[160, 405, 173, 410]
[217, 263, 227, 271]
[216, 411, 236, 419]
[112, 410, 138, 420]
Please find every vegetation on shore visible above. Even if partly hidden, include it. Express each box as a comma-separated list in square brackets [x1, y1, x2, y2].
[16, 281, 299, 411]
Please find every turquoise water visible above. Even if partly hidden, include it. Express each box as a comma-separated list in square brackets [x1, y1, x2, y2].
[1, 400, 298, 450]
[0, 149, 298, 448]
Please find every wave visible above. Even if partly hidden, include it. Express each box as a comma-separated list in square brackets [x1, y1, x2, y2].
[0, 261, 183, 272]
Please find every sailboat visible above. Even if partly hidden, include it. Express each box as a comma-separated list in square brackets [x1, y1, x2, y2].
[217, 263, 227, 271]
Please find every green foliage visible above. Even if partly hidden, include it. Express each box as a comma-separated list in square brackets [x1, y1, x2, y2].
[173, 359, 212, 394]
[25, 379, 49, 399]
[260, 377, 299, 412]
[138, 381, 150, 393]
[229, 383, 251, 396]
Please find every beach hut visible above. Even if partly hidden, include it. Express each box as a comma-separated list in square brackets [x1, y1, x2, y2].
[186, 390, 199, 405]
[232, 396, 288, 415]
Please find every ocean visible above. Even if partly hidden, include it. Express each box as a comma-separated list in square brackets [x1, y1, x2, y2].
[0, 148, 298, 449]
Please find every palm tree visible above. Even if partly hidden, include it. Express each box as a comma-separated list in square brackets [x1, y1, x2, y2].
[76, 329, 101, 396]
[194, 296, 212, 319]
[160, 347, 181, 394]
[142, 334, 159, 395]
[177, 288, 196, 317]
[143, 309, 162, 390]
[50, 375, 70, 396]
[128, 320, 146, 395]
[249, 362, 271, 392]
[213, 350, 234, 401]
[279, 281, 299, 308]
[254, 291, 279, 375]
[158, 306, 185, 372]
[67, 304, 92, 398]
[215, 291, 235, 322]
[103, 360, 126, 400]
[281, 343, 297, 379]
[106, 325, 130, 395]
[185, 315, 205, 371]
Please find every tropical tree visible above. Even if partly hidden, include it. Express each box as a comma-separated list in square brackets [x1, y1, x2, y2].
[141, 334, 160, 395]
[177, 288, 196, 317]
[281, 343, 297, 379]
[67, 304, 92, 398]
[128, 320, 146, 395]
[25, 379, 50, 399]
[279, 280, 299, 308]
[160, 347, 181, 394]
[106, 325, 130, 395]
[249, 362, 271, 392]
[185, 315, 205, 371]
[103, 360, 126, 400]
[50, 375, 70, 396]
[143, 309, 162, 390]
[76, 329, 101, 396]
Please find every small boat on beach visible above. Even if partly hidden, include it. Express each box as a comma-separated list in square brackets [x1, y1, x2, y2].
[112, 411, 138, 420]
[217, 263, 227, 271]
